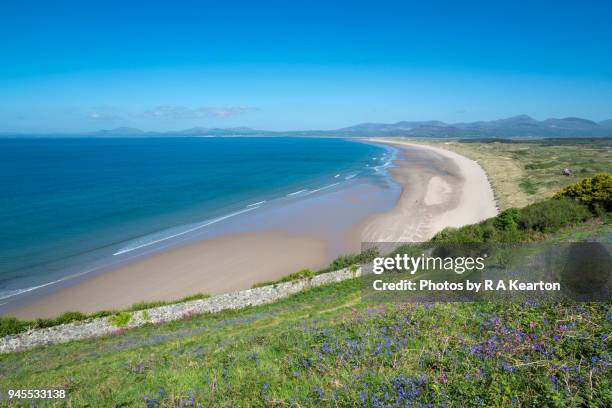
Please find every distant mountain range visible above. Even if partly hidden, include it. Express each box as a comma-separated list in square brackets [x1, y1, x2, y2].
[3, 115, 612, 138]
[334, 115, 612, 137]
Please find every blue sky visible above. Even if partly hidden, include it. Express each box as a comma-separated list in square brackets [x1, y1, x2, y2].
[1, 0, 611, 132]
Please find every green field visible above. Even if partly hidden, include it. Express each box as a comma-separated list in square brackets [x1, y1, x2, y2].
[417, 138, 612, 209]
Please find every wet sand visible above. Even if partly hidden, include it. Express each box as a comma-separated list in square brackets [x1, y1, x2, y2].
[7, 140, 497, 319]
[9, 233, 329, 318]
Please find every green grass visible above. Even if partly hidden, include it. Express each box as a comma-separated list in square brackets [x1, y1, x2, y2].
[127, 293, 210, 312]
[108, 312, 132, 327]
[252, 268, 316, 288]
[0, 310, 103, 338]
[519, 179, 538, 195]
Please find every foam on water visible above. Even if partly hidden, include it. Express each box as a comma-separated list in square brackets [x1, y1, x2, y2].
[113, 207, 260, 256]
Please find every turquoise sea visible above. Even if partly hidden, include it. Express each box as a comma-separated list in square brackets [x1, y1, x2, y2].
[0, 137, 398, 305]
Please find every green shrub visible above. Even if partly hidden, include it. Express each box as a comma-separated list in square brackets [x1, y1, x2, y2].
[109, 312, 131, 327]
[30, 311, 88, 330]
[432, 223, 490, 243]
[0, 311, 96, 337]
[433, 196, 594, 243]
[493, 208, 521, 231]
[252, 268, 316, 288]
[32, 318, 56, 329]
[177, 293, 210, 302]
[554, 172, 612, 211]
[53, 311, 87, 325]
[319, 248, 379, 273]
[89, 310, 114, 319]
[128, 293, 210, 311]
[128, 300, 167, 312]
[0, 317, 31, 337]
[294, 268, 315, 279]
[518, 198, 592, 232]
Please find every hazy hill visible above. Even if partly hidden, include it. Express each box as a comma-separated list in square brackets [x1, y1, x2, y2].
[90, 127, 147, 137]
[3, 115, 612, 138]
[334, 115, 612, 137]
[599, 119, 612, 128]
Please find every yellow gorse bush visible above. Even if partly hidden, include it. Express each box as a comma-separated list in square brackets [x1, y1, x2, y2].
[553, 172, 612, 210]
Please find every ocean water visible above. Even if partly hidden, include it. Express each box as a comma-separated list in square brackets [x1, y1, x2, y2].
[0, 137, 395, 302]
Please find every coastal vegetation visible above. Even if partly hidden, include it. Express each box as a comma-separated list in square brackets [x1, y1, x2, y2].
[317, 250, 379, 274]
[432, 174, 609, 244]
[252, 250, 380, 288]
[418, 138, 611, 209]
[109, 311, 132, 328]
[127, 293, 211, 312]
[554, 172, 612, 211]
[252, 269, 316, 288]
[0, 176, 609, 406]
[0, 293, 210, 337]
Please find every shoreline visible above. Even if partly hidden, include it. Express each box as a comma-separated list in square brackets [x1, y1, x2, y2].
[8, 232, 331, 319]
[5, 139, 497, 319]
[362, 138, 498, 242]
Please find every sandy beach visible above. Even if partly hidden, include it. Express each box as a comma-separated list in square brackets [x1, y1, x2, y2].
[9, 233, 330, 318]
[362, 138, 498, 242]
[7, 140, 497, 319]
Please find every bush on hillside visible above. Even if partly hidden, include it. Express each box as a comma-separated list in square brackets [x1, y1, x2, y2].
[319, 248, 379, 273]
[109, 312, 131, 327]
[432, 223, 488, 243]
[493, 208, 521, 231]
[433, 196, 594, 243]
[128, 293, 210, 311]
[553, 172, 612, 211]
[0, 311, 93, 337]
[252, 268, 316, 288]
[89, 310, 114, 319]
[53, 311, 87, 325]
[0, 317, 30, 337]
[518, 198, 592, 233]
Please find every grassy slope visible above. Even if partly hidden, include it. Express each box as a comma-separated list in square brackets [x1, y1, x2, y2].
[415, 138, 611, 209]
[0, 222, 609, 407]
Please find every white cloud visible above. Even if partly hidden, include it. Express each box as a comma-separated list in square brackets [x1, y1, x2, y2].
[86, 107, 122, 121]
[84, 105, 259, 125]
[136, 105, 259, 119]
